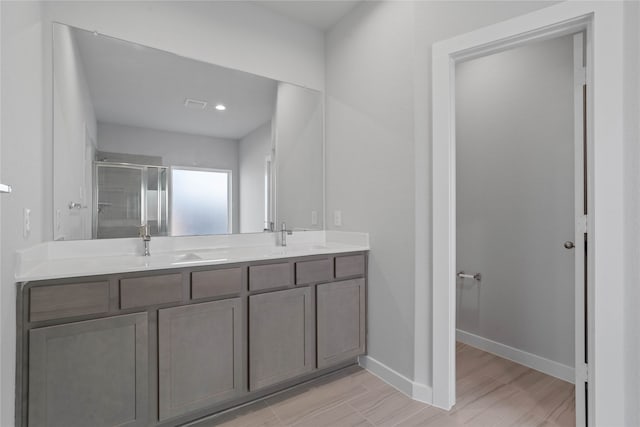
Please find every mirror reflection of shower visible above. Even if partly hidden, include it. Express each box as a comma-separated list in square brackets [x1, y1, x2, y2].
[94, 159, 168, 239]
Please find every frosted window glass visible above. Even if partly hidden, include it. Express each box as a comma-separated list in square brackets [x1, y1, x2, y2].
[171, 169, 230, 235]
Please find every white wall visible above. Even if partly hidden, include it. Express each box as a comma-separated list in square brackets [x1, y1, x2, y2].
[239, 121, 272, 233]
[275, 82, 324, 231]
[623, 1, 640, 425]
[97, 122, 241, 234]
[42, 1, 324, 91]
[326, 0, 553, 384]
[0, 2, 46, 425]
[456, 35, 575, 369]
[52, 23, 97, 241]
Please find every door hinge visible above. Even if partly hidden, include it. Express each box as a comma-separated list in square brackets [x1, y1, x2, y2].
[577, 215, 588, 233]
[577, 363, 589, 382]
[574, 67, 587, 86]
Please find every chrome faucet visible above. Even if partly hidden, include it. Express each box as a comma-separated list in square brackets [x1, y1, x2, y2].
[139, 224, 151, 256]
[280, 222, 293, 247]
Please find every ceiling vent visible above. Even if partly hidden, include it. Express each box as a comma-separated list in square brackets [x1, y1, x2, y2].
[184, 98, 208, 110]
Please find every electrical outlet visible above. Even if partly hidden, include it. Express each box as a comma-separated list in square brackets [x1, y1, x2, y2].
[333, 210, 342, 227]
[23, 208, 31, 238]
[311, 211, 318, 226]
[56, 209, 62, 232]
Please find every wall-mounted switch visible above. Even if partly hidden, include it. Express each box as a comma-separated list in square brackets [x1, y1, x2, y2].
[311, 211, 318, 226]
[333, 210, 342, 227]
[23, 208, 31, 238]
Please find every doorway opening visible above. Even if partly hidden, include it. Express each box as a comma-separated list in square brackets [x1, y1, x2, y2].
[453, 32, 585, 426]
[425, 2, 632, 424]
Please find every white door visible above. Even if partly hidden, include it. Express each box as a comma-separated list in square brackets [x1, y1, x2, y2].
[572, 32, 588, 427]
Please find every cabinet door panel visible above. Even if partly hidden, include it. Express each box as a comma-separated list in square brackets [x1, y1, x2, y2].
[28, 313, 148, 427]
[317, 279, 366, 369]
[249, 287, 313, 390]
[158, 298, 242, 420]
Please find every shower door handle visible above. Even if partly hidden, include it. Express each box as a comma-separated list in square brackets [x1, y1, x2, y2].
[0, 184, 12, 194]
[564, 241, 575, 249]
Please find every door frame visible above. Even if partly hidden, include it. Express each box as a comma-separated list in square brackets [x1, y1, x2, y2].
[431, 2, 624, 426]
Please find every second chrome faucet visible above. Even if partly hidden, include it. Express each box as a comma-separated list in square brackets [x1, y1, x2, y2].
[139, 224, 151, 256]
[280, 222, 293, 247]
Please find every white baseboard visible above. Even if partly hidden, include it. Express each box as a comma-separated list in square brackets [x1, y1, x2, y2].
[456, 329, 575, 384]
[358, 355, 433, 403]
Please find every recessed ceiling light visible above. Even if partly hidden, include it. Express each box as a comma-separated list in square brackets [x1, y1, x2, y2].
[215, 104, 227, 111]
[184, 98, 208, 110]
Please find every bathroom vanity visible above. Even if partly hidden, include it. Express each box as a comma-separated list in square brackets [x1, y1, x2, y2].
[15, 235, 368, 427]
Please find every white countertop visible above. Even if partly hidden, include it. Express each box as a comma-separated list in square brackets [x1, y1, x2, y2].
[15, 231, 369, 282]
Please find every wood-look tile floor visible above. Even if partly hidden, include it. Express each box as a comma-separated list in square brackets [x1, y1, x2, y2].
[192, 343, 575, 427]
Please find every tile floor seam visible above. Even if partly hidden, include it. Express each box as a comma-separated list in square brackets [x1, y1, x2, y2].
[346, 401, 378, 427]
[387, 403, 429, 427]
[272, 384, 371, 426]
[284, 399, 355, 426]
[265, 404, 287, 427]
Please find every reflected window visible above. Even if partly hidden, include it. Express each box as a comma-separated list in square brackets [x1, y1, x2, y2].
[171, 167, 231, 235]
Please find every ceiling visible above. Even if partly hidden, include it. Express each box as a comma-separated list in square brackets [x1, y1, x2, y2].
[74, 27, 277, 140]
[256, 1, 361, 31]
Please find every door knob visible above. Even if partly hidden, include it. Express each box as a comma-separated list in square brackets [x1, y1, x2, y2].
[564, 241, 575, 249]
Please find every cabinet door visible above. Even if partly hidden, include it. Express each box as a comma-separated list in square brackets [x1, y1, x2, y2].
[317, 279, 366, 369]
[28, 313, 148, 427]
[158, 298, 242, 420]
[249, 287, 314, 390]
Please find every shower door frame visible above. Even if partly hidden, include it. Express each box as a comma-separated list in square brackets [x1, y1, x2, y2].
[430, 2, 625, 426]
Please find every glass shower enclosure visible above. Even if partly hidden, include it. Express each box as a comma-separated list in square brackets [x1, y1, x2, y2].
[94, 162, 168, 239]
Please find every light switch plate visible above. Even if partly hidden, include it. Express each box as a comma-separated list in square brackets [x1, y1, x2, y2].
[311, 211, 318, 226]
[333, 210, 342, 227]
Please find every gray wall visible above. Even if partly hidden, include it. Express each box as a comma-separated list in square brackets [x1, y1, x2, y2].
[325, 0, 554, 382]
[1, 3, 47, 425]
[326, 1, 417, 379]
[239, 121, 272, 233]
[623, 1, 640, 425]
[455, 35, 575, 368]
[97, 122, 240, 234]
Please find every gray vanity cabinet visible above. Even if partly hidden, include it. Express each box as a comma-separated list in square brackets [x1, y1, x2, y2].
[18, 251, 368, 427]
[249, 287, 314, 390]
[158, 298, 242, 421]
[27, 313, 148, 427]
[317, 278, 366, 369]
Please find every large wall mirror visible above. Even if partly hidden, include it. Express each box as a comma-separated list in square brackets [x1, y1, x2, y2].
[52, 23, 324, 240]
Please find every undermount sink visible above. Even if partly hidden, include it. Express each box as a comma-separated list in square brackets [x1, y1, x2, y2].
[142, 252, 204, 264]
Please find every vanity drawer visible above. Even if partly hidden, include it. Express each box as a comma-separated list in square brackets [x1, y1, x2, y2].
[335, 254, 366, 279]
[120, 274, 183, 309]
[29, 281, 110, 322]
[191, 267, 243, 300]
[249, 262, 291, 291]
[295, 259, 332, 284]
